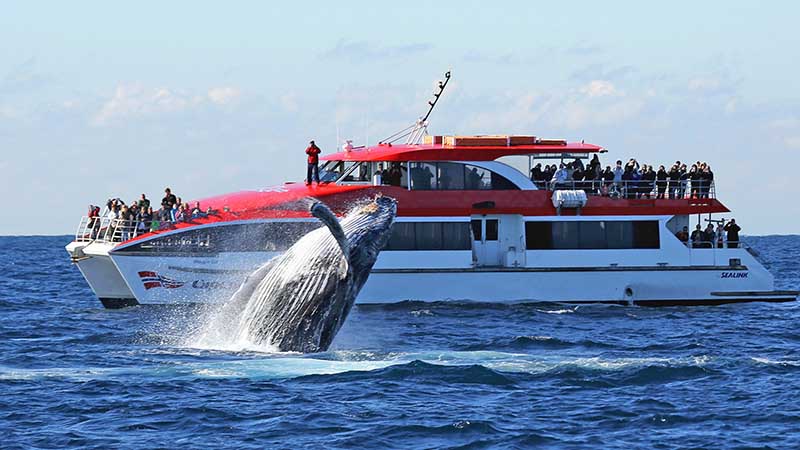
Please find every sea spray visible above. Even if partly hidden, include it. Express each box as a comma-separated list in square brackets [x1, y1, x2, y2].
[184, 196, 397, 353]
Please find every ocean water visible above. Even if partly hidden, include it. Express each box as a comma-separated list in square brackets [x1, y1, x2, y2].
[1, 235, 799, 449]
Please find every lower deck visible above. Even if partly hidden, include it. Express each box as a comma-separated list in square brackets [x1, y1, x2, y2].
[67, 213, 795, 308]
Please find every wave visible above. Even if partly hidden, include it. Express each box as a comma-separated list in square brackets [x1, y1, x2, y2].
[294, 360, 517, 386]
[460, 335, 614, 351]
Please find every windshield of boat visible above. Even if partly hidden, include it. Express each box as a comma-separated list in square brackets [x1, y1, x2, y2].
[319, 160, 358, 183]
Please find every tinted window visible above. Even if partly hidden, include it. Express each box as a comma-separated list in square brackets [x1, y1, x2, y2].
[552, 222, 579, 249]
[385, 221, 471, 251]
[485, 219, 499, 241]
[410, 163, 437, 190]
[525, 222, 552, 249]
[525, 220, 660, 250]
[578, 221, 606, 249]
[438, 163, 465, 190]
[633, 221, 660, 249]
[415, 222, 443, 250]
[116, 221, 321, 254]
[386, 222, 415, 250]
[471, 219, 482, 241]
[606, 221, 633, 249]
[442, 222, 471, 250]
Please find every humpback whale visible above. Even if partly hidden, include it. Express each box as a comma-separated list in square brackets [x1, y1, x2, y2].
[219, 195, 397, 353]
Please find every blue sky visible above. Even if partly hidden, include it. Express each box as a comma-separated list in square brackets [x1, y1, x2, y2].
[1, 1, 799, 235]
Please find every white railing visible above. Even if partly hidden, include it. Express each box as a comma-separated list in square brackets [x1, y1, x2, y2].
[538, 179, 716, 200]
[74, 216, 151, 244]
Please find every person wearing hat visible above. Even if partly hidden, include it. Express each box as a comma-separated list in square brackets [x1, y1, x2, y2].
[305, 140, 322, 185]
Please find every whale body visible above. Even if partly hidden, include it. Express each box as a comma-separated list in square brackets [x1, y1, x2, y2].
[220, 196, 397, 352]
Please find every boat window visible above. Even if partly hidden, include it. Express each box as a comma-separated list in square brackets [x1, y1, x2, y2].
[407, 162, 519, 191]
[485, 219, 499, 241]
[525, 220, 660, 250]
[606, 222, 634, 249]
[415, 222, 443, 250]
[471, 219, 482, 241]
[320, 161, 357, 183]
[578, 221, 606, 249]
[340, 161, 375, 182]
[410, 162, 438, 190]
[380, 162, 408, 187]
[442, 222, 472, 249]
[385, 221, 471, 251]
[632, 221, 660, 249]
[115, 221, 321, 254]
[438, 162, 466, 190]
[465, 166, 490, 190]
[552, 222, 579, 249]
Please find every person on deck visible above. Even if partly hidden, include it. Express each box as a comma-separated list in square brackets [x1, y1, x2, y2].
[715, 223, 726, 248]
[162, 188, 177, 209]
[305, 140, 321, 185]
[690, 224, 704, 248]
[138, 194, 150, 210]
[551, 164, 569, 189]
[530, 163, 543, 187]
[703, 224, 715, 249]
[676, 226, 690, 244]
[668, 163, 682, 199]
[724, 219, 741, 248]
[656, 165, 668, 199]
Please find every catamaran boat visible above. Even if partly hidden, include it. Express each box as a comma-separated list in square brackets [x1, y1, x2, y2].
[66, 74, 797, 308]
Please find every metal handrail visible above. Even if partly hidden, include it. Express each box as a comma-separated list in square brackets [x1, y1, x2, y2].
[73, 216, 154, 244]
[536, 179, 716, 199]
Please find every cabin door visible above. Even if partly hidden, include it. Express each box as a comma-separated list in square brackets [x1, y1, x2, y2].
[471, 217, 502, 267]
[471, 215, 526, 268]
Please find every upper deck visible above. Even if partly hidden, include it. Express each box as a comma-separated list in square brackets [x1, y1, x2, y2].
[321, 135, 604, 163]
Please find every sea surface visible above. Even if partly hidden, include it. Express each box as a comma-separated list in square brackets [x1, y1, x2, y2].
[1, 235, 799, 449]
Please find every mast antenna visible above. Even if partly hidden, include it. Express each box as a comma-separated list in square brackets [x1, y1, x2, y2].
[380, 70, 451, 145]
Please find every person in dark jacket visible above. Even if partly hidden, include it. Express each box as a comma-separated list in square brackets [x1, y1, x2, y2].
[161, 188, 177, 209]
[690, 224, 703, 248]
[700, 165, 714, 198]
[586, 154, 601, 178]
[724, 219, 741, 248]
[668, 163, 681, 199]
[688, 165, 701, 198]
[583, 166, 597, 194]
[530, 163, 543, 187]
[641, 165, 656, 199]
[305, 140, 322, 184]
[571, 166, 584, 190]
[702, 224, 715, 248]
[601, 166, 614, 195]
[656, 165, 668, 199]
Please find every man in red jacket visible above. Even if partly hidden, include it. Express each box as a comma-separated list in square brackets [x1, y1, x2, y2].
[306, 140, 321, 185]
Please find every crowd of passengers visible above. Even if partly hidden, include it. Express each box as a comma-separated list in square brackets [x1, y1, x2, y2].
[530, 155, 715, 199]
[673, 219, 742, 249]
[85, 187, 216, 239]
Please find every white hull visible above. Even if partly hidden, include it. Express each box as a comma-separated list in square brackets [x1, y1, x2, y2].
[68, 244, 792, 307]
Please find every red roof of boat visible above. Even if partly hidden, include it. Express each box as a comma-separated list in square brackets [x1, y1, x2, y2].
[321, 141, 604, 162]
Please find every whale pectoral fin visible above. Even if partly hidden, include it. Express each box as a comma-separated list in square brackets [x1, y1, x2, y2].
[310, 200, 350, 264]
[227, 258, 279, 308]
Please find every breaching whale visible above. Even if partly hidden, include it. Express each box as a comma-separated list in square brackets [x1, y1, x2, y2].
[218, 195, 397, 353]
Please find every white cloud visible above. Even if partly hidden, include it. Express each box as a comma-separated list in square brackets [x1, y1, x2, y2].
[92, 83, 197, 125]
[208, 86, 241, 105]
[580, 80, 620, 98]
[0, 105, 19, 119]
[785, 136, 800, 149]
[688, 77, 721, 92]
[92, 83, 242, 125]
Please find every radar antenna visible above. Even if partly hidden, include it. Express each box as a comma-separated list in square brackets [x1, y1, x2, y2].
[380, 71, 451, 145]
